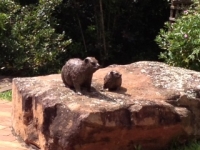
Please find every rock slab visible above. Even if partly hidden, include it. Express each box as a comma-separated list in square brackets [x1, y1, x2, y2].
[12, 61, 200, 150]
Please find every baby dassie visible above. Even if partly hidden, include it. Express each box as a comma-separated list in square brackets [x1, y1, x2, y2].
[61, 57, 100, 95]
[103, 70, 122, 91]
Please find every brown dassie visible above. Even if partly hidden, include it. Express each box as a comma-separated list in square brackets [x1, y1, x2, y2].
[103, 70, 122, 91]
[61, 57, 100, 94]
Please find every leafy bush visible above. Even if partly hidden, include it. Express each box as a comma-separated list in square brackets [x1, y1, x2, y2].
[0, 0, 170, 75]
[0, 0, 71, 75]
[155, 0, 200, 70]
[169, 140, 200, 150]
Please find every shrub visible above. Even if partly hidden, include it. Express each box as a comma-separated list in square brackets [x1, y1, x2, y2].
[155, 0, 200, 70]
[0, 0, 71, 75]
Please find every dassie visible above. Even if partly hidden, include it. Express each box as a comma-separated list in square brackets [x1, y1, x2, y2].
[61, 57, 100, 94]
[103, 70, 122, 91]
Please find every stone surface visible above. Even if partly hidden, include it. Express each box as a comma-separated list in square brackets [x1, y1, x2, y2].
[11, 61, 200, 150]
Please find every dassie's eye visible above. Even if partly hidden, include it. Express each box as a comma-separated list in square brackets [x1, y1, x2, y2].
[91, 62, 96, 66]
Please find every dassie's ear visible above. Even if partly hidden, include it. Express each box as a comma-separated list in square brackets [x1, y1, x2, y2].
[116, 72, 122, 77]
[110, 71, 114, 75]
[84, 58, 90, 63]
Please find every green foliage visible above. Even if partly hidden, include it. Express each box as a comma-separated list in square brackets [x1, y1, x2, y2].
[14, 0, 38, 6]
[134, 144, 142, 150]
[0, 13, 8, 31]
[169, 140, 200, 150]
[0, 0, 170, 75]
[155, 0, 200, 70]
[0, 1, 17, 32]
[0, 0, 71, 75]
[0, 90, 12, 101]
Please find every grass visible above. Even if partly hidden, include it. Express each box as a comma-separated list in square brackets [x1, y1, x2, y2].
[0, 90, 12, 101]
[169, 140, 200, 150]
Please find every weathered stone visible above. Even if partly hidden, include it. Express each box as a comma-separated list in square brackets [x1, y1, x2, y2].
[12, 61, 200, 150]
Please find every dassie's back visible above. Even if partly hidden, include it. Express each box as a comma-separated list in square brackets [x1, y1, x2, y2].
[61, 58, 83, 87]
[61, 57, 100, 93]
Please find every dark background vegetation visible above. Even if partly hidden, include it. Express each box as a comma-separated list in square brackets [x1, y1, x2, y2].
[55, 0, 170, 66]
[0, 0, 170, 76]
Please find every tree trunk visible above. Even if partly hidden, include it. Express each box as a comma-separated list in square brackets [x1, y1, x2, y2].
[77, 14, 87, 53]
[99, 0, 107, 59]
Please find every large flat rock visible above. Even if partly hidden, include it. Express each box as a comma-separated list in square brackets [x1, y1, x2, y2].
[12, 61, 200, 150]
